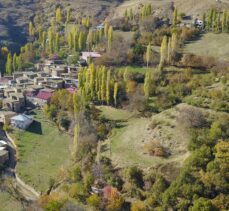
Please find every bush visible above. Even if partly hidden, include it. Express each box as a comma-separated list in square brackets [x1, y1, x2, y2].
[126, 166, 144, 188]
[87, 194, 101, 209]
[131, 200, 147, 211]
[144, 141, 167, 157]
[178, 107, 207, 128]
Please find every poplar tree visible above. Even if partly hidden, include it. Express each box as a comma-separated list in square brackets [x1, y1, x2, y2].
[106, 69, 111, 105]
[202, 13, 206, 29]
[167, 38, 172, 65]
[56, 7, 62, 23]
[78, 31, 84, 51]
[13, 53, 18, 72]
[113, 82, 118, 107]
[72, 124, 80, 158]
[108, 26, 113, 51]
[104, 22, 109, 38]
[129, 8, 133, 20]
[222, 10, 227, 32]
[171, 32, 178, 62]
[68, 32, 73, 49]
[5, 53, 12, 75]
[87, 30, 93, 50]
[89, 64, 96, 98]
[144, 72, 152, 99]
[86, 16, 90, 28]
[66, 9, 71, 24]
[42, 31, 47, 50]
[146, 43, 152, 68]
[48, 28, 54, 53]
[55, 33, 60, 52]
[16, 55, 22, 71]
[173, 8, 178, 26]
[160, 36, 168, 67]
[101, 67, 106, 102]
[29, 21, 35, 36]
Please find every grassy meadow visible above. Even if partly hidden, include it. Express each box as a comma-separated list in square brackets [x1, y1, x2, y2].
[11, 111, 72, 193]
[184, 33, 229, 61]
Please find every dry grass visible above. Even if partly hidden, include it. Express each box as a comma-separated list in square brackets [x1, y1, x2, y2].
[100, 105, 192, 180]
[184, 33, 229, 61]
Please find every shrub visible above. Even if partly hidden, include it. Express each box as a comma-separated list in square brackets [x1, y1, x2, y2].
[131, 200, 147, 211]
[87, 194, 101, 209]
[178, 107, 207, 128]
[144, 141, 167, 157]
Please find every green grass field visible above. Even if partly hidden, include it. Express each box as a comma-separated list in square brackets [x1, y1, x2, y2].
[184, 33, 229, 61]
[11, 111, 72, 193]
[100, 105, 190, 179]
[117, 66, 149, 74]
[0, 191, 22, 211]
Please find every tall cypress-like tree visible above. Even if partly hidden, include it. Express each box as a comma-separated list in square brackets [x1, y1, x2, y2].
[144, 71, 152, 99]
[146, 43, 152, 68]
[13, 53, 18, 72]
[114, 82, 118, 107]
[160, 36, 168, 68]
[104, 22, 109, 38]
[108, 26, 113, 51]
[173, 8, 178, 26]
[56, 7, 62, 23]
[29, 21, 35, 36]
[106, 69, 111, 105]
[5, 53, 12, 75]
[55, 33, 60, 52]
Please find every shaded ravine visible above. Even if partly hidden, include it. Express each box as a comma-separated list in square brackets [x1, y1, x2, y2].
[0, 126, 40, 205]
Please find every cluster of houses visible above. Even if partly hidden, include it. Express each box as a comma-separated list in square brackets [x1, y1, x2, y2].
[0, 52, 101, 130]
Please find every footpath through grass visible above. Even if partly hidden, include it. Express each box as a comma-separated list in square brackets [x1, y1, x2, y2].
[11, 110, 72, 193]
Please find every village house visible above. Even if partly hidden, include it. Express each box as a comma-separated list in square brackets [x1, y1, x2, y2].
[0, 111, 16, 124]
[81, 52, 101, 62]
[34, 88, 54, 106]
[51, 66, 68, 77]
[11, 114, 33, 130]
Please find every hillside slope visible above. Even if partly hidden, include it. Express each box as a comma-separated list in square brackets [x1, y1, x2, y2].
[111, 0, 229, 19]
